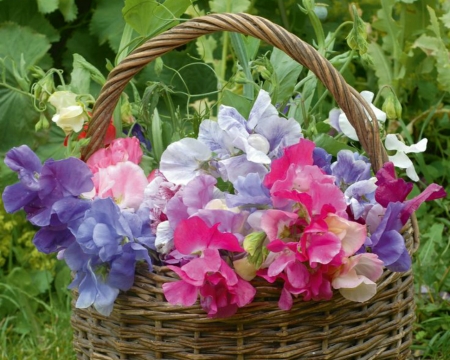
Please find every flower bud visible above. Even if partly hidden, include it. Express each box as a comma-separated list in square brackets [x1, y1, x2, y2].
[314, 4, 328, 20]
[154, 57, 164, 76]
[121, 100, 135, 125]
[382, 93, 402, 120]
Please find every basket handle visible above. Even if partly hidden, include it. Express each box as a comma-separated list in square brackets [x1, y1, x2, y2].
[81, 12, 388, 171]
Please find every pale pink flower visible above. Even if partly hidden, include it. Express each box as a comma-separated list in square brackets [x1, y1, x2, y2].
[331, 253, 384, 302]
[93, 161, 148, 210]
[87, 137, 143, 173]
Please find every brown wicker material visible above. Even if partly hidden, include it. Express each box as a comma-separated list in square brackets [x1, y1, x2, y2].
[72, 13, 419, 360]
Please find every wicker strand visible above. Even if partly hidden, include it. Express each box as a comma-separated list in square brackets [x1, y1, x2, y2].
[81, 13, 387, 170]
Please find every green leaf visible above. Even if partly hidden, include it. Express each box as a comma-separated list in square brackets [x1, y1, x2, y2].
[419, 223, 444, 265]
[37, 0, 58, 14]
[209, 0, 250, 13]
[412, 7, 450, 92]
[314, 134, 354, 156]
[441, 11, 450, 29]
[196, 35, 218, 66]
[58, 0, 78, 22]
[123, 0, 191, 37]
[30, 270, 53, 294]
[367, 42, 393, 87]
[70, 54, 106, 94]
[221, 90, 253, 118]
[0, 23, 50, 154]
[90, 0, 126, 52]
[230, 33, 254, 100]
[0, 0, 59, 42]
[269, 47, 302, 105]
[63, 27, 115, 76]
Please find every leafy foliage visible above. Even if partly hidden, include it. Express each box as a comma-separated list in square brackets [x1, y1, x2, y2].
[0, 0, 449, 357]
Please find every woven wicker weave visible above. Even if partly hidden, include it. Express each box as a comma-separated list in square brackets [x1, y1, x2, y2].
[72, 13, 419, 360]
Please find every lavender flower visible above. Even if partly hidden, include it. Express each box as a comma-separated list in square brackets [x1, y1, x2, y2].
[365, 203, 410, 271]
[331, 150, 371, 190]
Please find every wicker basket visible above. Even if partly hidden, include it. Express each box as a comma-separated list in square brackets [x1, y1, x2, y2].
[72, 13, 419, 360]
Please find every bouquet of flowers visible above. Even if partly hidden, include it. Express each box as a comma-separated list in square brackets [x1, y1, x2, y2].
[2, 89, 446, 318]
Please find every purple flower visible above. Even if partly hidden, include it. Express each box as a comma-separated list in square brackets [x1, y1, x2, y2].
[225, 173, 271, 208]
[2, 145, 94, 254]
[331, 150, 371, 189]
[65, 198, 155, 316]
[344, 178, 377, 219]
[365, 203, 410, 271]
[129, 123, 152, 151]
[75, 198, 133, 261]
[313, 147, 332, 175]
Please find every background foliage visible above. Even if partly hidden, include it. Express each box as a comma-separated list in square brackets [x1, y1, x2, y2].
[0, 0, 449, 359]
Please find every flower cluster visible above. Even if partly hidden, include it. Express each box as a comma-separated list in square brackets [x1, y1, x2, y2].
[2, 90, 446, 318]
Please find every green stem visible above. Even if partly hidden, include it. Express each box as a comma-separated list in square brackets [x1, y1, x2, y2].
[309, 50, 356, 114]
[220, 32, 229, 88]
[277, 0, 290, 31]
[116, 23, 135, 65]
[0, 82, 34, 98]
[381, 0, 401, 91]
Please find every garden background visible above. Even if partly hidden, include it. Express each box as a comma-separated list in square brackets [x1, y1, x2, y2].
[0, 0, 449, 359]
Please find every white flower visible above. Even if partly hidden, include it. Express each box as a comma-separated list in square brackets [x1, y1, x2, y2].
[159, 138, 212, 185]
[385, 134, 427, 182]
[48, 91, 87, 135]
[155, 221, 174, 255]
[338, 91, 386, 141]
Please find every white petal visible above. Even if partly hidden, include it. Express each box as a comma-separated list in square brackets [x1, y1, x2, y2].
[48, 91, 78, 110]
[388, 151, 413, 169]
[407, 138, 427, 153]
[360, 91, 375, 103]
[406, 165, 420, 182]
[247, 90, 276, 129]
[155, 221, 174, 254]
[339, 277, 377, 302]
[361, 90, 386, 122]
[338, 113, 359, 141]
[385, 134, 427, 154]
[160, 138, 212, 185]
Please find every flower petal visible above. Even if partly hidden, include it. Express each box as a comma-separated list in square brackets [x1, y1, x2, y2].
[162, 280, 199, 306]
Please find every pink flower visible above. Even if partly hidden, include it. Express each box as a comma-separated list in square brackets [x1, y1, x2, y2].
[87, 137, 143, 174]
[331, 253, 384, 302]
[263, 139, 316, 189]
[93, 161, 148, 210]
[162, 217, 256, 317]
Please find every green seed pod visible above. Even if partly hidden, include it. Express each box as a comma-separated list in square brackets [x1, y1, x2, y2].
[154, 57, 164, 77]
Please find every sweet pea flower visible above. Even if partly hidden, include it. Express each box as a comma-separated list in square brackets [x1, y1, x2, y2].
[162, 217, 256, 317]
[385, 134, 427, 182]
[93, 161, 148, 210]
[331, 253, 384, 302]
[87, 137, 143, 174]
[159, 138, 212, 185]
[330, 91, 386, 141]
[48, 91, 88, 135]
[2, 145, 94, 253]
[65, 198, 155, 316]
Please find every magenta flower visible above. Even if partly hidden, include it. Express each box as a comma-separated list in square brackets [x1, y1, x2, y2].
[375, 162, 447, 224]
[162, 217, 256, 317]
